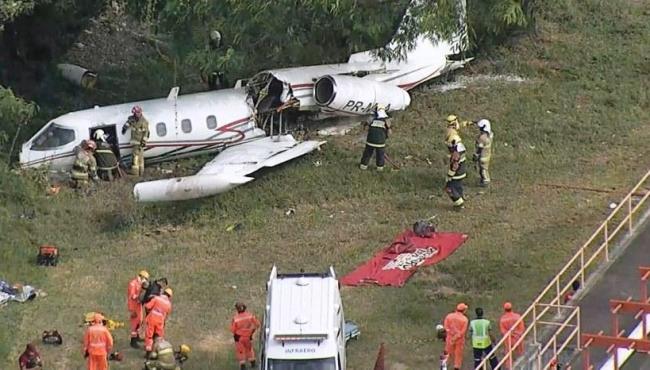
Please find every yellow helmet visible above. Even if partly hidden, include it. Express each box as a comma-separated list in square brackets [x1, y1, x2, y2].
[179, 344, 191, 356]
[138, 270, 150, 280]
[446, 114, 457, 122]
[163, 288, 173, 297]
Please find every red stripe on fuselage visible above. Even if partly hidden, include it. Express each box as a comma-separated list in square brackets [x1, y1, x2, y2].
[21, 116, 253, 167]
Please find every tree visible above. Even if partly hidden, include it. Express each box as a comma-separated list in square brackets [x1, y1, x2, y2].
[0, 85, 37, 160]
[1, 1, 36, 31]
[127, 0, 530, 84]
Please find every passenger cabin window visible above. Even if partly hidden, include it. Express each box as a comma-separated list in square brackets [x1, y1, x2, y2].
[206, 115, 217, 129]
[31, 123, 75, 150]
[181, 119, 192, 133]
[156, 122, 167, 137]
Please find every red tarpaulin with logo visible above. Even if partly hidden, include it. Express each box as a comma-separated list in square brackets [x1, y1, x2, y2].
[341, 230, 468, 287]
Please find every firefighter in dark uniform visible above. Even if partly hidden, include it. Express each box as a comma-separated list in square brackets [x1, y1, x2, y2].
[93, 129, 119, 181]
[122, 105, 150, 176]
[445, 138, 467, 209]
[360, 105, 391, 171]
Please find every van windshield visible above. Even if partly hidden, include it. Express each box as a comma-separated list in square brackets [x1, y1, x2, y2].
[268, 358, 336, 370]
[31, 123, 75, 150]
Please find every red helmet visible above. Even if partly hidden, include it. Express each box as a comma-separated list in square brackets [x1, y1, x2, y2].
[132, 106, 143, 115]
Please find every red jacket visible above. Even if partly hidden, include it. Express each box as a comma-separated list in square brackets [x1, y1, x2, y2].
[145, 295, 172, 322]
[83, 323, 113, 356]
[231, 311, 260, 337]
[443, 311, 468, 342]
[127, 277, 143, 310]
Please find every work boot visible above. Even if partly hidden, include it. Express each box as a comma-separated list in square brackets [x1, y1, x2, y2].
[145, 351, 152, 359]
[376, 166, 384, 172]
[130, 337, 139, 348]
[250, 360, 256, 368]
[240, 364, 247, 370]
[359, 163, 368, 170]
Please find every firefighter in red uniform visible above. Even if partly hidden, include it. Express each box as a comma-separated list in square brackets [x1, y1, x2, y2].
[231, 302, 261, 370]
[83, 313, 113, 370]
[443, 303, 469, 370]
[127, 270, 149, 348]
[144, 288, 173, 354]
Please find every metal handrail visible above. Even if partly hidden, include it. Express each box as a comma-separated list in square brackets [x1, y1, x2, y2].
[477, 170, 650, 369]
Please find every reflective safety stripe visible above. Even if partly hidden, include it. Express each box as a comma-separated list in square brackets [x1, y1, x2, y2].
[366, 142, 386, 148]
[453, 197, 464, 206]
[158, 348, 174, 355]
[471, 319, 491, 349]
[98, 166, 118, 170]
[447, 170, 467, 180]
[151, 309, 165, 316]
[72, 170, 89, 180]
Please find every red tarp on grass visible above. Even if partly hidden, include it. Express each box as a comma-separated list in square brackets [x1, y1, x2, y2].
[341, 230, 468, 287]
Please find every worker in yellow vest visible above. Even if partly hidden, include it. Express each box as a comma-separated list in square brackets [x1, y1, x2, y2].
[470, 307, 499, 369]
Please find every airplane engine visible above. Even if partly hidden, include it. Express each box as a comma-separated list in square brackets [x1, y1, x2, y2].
[313, 75, 411, 114]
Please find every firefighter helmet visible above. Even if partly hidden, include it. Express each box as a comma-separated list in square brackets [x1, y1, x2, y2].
[235, 302, 246, 312]
[93, 129, 107, 142]
[179, 344, 191, 356]
[477, 119, 491, 134]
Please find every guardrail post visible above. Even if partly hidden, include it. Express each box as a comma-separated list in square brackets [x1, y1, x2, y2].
[556, 279, 561, 315]
[580, 249, 585, 286]
[533, 305, 538, 344]
[628, 196, 633, 232]
[604, 222, 609, 261]
[577, 307, 582, 350]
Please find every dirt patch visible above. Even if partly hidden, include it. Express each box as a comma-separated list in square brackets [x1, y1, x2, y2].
[196, 332, 231, 354]
[63, 4, 156, 73]
[390, 362, 410, 370]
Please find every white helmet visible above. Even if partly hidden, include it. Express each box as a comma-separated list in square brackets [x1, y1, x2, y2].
[93, 129, 107, 142]
[477, 119, 491, 134]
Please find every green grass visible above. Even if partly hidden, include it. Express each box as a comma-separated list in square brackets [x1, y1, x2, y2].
[1, 0, 649, 368]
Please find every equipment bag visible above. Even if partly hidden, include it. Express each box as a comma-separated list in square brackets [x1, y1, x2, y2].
[42, 330, 63, 345]
[413, 220, 436, 237]
[37, 245, 59, 266]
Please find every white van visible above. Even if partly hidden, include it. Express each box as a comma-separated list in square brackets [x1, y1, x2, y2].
[260, 266, 346, 370]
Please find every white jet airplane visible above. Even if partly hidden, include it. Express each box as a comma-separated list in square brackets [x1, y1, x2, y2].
[19, 0, 471, 202]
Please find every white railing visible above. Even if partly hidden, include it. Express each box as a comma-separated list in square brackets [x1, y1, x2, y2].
[477, 170, 650, 369]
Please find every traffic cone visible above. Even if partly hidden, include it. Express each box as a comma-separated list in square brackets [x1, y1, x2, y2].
[373, 342, 385, 370]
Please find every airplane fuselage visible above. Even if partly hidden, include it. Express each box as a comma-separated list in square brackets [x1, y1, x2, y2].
[19, 89, 259, 170]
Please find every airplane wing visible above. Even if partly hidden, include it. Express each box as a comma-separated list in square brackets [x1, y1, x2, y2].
[133, 135, 325, 202]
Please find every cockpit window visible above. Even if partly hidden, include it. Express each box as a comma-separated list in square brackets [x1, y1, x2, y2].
[30, 123, 76, 151]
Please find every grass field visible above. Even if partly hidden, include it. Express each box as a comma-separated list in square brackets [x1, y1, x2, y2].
[1, 0, 649, 369]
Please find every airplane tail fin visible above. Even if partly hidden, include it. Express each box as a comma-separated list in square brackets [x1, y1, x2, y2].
[393, 0, 469, 58]
[348, 0, 469, 65]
